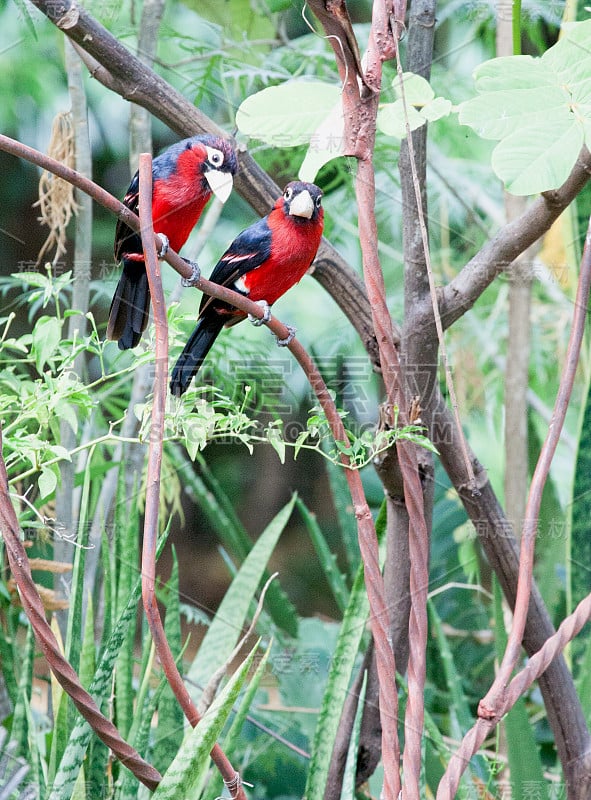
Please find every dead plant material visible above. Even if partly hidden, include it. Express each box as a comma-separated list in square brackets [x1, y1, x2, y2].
[35, 111, 78, 264]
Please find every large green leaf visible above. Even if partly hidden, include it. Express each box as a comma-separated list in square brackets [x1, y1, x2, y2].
[152, 644, 259, 800]
[458, 20, 591, 194]
[186, 495, 296, 697]
[296, 496, 349, 614]
[303, 500, 387, 800]
[170, 446, 299, 636]
[298, 101, 344, 182]
[236, 80, 341, 146]
[303, 563, 369, 800]
[202, 645, 271, 800]
[491, 117, 583, 196]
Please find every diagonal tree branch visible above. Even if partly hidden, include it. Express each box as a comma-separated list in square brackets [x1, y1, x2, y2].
[430, 148, 591, 332]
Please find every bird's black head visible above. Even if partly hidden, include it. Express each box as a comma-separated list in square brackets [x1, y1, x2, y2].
[190, 134, 238, 178]
[156, 135, 238, 203]
[281, 181, 323, 221]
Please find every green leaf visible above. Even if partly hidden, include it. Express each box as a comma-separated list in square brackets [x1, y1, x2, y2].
[32, 315, 61, 371]
[154, 551, 185, 775]
[323, 444, 360, 576]
[11, 0, 38, 40]
[491, 117, 584, 196]
[152, 643, 259, 799]
[421, 96, 453, 122]
[267, 425, 286, 464]
[304, 562, 370, 800]
[79, 594, 96, 690]
[236, 81, 341, 146]
[186, 495, 297, 697]
[340, 670, 367, 800]
[170, 446, 299, 636]
[378, 71, 451, 140]
[458, 20, 591, 194]
[568, 350, 591, 669]
[299, 102, 345, 182]
[203, 643, 272, 800]
[38, 464, 58, 499]
[10, 625, 35, 757]
[48, 564, 148, 800]
[12, 270, 50, 289]
[377, 99, 426, 139]
[393, 71, 435, 105]
[296, 496, 349, 613]
[575, 633, 591, 728]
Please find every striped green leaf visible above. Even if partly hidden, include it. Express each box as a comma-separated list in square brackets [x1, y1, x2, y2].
[152, 643, 259, 800]
[187, 495, 296, 697]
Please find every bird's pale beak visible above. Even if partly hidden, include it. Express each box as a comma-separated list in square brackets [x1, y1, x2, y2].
[205, 170, 233, 203]
[288, 189, 314, 219]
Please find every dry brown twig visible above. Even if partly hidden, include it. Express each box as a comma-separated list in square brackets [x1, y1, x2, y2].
[35, 111, 78, 265]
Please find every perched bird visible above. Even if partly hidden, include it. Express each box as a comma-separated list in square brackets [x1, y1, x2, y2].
[170, 181, 324, 396]
[107, 134, 238, 350]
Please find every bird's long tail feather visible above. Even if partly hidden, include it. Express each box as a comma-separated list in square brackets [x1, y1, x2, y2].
[106, 259, 150, 350]
[170, 314, 225, 396]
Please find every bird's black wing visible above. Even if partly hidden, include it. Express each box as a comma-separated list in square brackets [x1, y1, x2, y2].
[199, 216, 272, 316]
[114, 171, 142, 262]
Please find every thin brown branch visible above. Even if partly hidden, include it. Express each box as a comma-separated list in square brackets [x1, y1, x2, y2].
[305, 0, 368, 155]
[137, 154, 247, 800]
[316, 0, 404, 794]
[478, 213, 591, 718]
[360, 4, 432, 798]
[287, 339, 402, 800]
[432, 385, 591, 792]
[437, 589, 591, 800]
[394, 43, 476, 494]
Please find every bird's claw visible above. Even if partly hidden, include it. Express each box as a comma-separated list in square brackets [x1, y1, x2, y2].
[181, 259, 201, 287]
[156, 233, 169, 258]
[275, 324, 296, 347]
[248, 300, 271, 327]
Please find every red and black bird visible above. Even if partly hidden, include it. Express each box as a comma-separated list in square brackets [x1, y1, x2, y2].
[107, 134, 238, 350]
[170, 181, 324, 396]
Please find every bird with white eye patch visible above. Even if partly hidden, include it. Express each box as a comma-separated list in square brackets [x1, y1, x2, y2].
[170, 180, 325, 396]
[107, 134, 238, 350]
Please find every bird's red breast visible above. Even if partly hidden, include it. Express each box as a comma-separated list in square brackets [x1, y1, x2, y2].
[150, 146, 212, 252]
[240, 199, 324, 305]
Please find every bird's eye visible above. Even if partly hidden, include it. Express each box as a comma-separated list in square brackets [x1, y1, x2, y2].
[283, 187, 293, 202]
[206, 146, 224, 168]
[315, 194, 322, 207]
